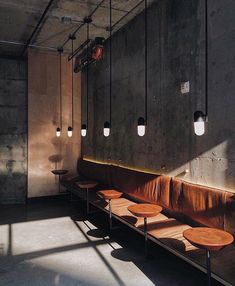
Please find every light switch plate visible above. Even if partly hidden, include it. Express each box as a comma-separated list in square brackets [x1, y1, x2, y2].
[180, 81, 190, 94]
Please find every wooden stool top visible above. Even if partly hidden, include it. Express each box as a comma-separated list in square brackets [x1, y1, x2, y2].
[128, 203, 162, 218]
[77, 181, 98, 189]
[51, 169, 68, 175]
[98, 189, 122, 200]
[183, 227, 234, 251]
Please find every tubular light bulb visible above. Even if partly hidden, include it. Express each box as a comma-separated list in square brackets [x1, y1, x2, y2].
[137, 117, 146, 137]
[194, 111, 206, 136]
[194, 121, 205, 136]
[81, 124, 87, 137]
[68, 126, 73, 137]
[56, 127, 61, 137]
[103, 122, 110, 137]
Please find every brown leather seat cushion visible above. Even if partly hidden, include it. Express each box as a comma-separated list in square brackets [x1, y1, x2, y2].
[77, 159, 235, 285]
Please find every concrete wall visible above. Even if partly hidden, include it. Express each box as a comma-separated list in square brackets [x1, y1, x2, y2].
[28, 49, 81, 198]
[0, 57, 27, 204]
[82, 0, 235, 192]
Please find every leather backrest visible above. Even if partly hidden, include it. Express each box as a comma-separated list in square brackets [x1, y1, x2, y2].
[179, 181, 226, 229]
[78, 159, 235, 234]
[109, 164, 159, 204]
[77, 159, 108, 185]
[224, 192, 235, 236]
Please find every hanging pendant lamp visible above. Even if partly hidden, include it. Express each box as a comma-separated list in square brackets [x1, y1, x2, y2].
[194, 0, 208, 136]
[81, 16, 92, 137]
[137, 0, 148, 136]
[68, 34, 76, 137]
[56, 47, 63, 137]
[103, 0, 112, 137]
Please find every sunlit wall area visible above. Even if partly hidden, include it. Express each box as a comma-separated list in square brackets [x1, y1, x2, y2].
[28, 50, 81, 198]
[82, 0, 235, 192]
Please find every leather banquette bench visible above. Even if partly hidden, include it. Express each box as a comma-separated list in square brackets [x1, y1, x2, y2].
[62, 159, 235, 286]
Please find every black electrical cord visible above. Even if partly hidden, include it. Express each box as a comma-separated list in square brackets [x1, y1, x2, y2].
[205, 0, 208, 117]
[144, 0, 148, 123]
[71, 38, 74, 129]
[109, 0, 112, 127]
[86, 21, 89, 130]
[60, 51, 62, 130]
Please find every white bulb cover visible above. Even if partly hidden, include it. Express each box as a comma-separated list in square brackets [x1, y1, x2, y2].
[137, 125, 145, 137]
[194, 121, 205, 136]
[103, 127, 110, 137]
[81, 128, 87, 137]
[56, 130, 61, 137]
[68, 130, 73, 137]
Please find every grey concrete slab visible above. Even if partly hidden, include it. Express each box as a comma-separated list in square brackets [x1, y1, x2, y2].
[0, 200, 222, 286]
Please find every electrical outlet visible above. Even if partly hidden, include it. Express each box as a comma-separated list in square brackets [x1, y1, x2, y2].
[180, 81, 190, 94]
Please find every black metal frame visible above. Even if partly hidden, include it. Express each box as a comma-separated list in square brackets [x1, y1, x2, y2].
[59, 0, 106, 50]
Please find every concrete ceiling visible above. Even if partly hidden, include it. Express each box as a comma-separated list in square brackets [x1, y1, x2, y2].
[0, 0, 153, 58]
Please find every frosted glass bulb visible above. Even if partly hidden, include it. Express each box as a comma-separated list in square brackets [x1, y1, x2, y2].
[81, 128, 87, 137]
[137, 125, 145, 137]
[103, 127, 110, 137]
[194, 121, 205, 136]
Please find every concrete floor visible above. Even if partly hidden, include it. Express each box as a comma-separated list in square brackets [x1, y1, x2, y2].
[0, 198, 222, 286]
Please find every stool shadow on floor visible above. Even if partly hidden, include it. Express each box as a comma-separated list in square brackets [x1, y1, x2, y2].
[87, 228, 109, 238]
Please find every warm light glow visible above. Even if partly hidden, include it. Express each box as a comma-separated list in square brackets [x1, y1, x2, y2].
[194, 121, 205, 136]
[56, 128, 61, 137]
[81, 128, 87, 137]
[137, 125, 146, 137]
[67, 126, 73, 137]
[103, 127, 110, 137]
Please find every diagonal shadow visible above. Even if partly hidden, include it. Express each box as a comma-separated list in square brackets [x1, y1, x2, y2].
[71, 219, 126, 286]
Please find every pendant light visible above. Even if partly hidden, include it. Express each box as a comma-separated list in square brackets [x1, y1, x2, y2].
[137, 0, 148, 136]
[56, 47, 63, 137]
[103, 0, 112, 137]
[194, 0, 208, 136]
[68, 34, 76, 137]
[81, 16, 92, 137]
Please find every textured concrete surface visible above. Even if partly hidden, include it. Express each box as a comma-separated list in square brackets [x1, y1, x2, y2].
[82, 0, 235, 192]
[0, 200, 222, 286]
[0, 57, 27, 204]
[28, 49, 81, 198]
[0, 0, 154, 57]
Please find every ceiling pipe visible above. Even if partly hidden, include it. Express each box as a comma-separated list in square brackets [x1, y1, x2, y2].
[0, 39, 62, 53]
[59, 0, 106, 50]
[21, 0, 56, 56]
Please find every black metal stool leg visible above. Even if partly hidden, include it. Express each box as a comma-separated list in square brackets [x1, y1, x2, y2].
[206, 249, 211, 286]
[58, 175, 61, 193]
[86, 188, 89, 214]
[144, 217, 148, 257]
[109, 199, 112, 230]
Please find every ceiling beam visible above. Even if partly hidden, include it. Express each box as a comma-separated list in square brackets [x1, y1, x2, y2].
[21, 0, 56, 56]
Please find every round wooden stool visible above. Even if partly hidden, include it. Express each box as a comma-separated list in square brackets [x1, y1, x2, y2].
[51, 169, 68, 193]
[77, 181, 98, 214]
[183, 227, 234, 286]
[128, 203, 162, 256]
[98, 189, 122, 230]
